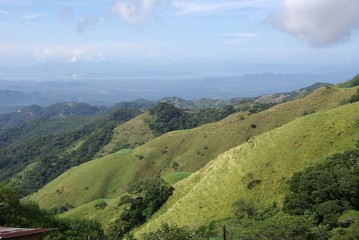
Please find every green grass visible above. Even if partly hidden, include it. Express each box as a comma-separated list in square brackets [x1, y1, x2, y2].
[136, 102, 359, 237]
[29, 86, 357, 230]
[96, 112, 154, 157]
[60, 196, 124, 234]
[29, 149, 136, 208]
[163, 172, 192, 185]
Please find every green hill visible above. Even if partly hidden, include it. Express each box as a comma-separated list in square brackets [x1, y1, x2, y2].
[137, 101, 359, 236]
[28, 86, 357, 229]
[96, 112, 155, 157]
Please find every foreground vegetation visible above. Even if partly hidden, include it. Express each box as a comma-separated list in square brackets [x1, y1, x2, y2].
[0, 183, 107, 240]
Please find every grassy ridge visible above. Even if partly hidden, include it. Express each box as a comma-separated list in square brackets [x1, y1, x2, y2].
[131, 86, 356, 179]
[137, 102, 359, 236]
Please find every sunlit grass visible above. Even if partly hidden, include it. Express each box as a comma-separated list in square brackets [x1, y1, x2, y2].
[137, 102, 359, 236]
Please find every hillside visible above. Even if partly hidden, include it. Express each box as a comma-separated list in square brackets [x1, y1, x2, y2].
[29, 86, 357, 226]
[0, 107, 141, 195]
[96, 112, 155, 157]
[137, 101, 359, 236]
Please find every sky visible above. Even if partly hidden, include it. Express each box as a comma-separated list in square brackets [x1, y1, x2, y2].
[0, 0, 359, 74]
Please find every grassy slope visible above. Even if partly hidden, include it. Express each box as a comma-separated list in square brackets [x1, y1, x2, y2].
[137, 101, 359, 236]
[131, 86, 356, 180]
[30, 86, 356, 227]
[96, 112, 155, 157]
[29, 149, 135, 208]
[60, 196, 124, 233]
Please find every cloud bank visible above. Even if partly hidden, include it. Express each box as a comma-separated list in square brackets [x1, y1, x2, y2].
[272, 0, 359, 47]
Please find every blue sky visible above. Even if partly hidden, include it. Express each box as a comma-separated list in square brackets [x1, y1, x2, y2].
[0, 0, 359, 74]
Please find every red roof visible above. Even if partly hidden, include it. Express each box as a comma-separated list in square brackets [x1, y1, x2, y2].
[0, 227, 57, 238]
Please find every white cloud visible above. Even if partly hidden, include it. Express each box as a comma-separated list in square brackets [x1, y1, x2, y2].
[220, 32, 258, 45]
[173, 0, 272, 15]
[111, 0, 272, 25]
[111, 0, 164, 25]
[271, 0, 359, 47]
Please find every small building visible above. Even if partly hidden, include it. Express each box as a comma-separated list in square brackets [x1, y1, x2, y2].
[0, 227, 56, 240]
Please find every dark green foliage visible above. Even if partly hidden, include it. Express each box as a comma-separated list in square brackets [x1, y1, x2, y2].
[45, 219, 107, 240]
[284, 148, 359, 228]
[331, 210, 359, 240]
[0, 102, 104, 129]
[339, 74, 359, 87]
[51, 203, 75, 214]
[349, 88, 359, 103]
[239, 102, 274, 114]
[94, 201, 107, 210]
[232, 214, 326, 240]
[172, 162, 179, 170]
[233, 199, 257, 218]
[0, 108, 141, 195]
[197, 213, 326, 240]
[148, 102, 235, 135]
[241, 173, 261, 189]
[0, 183, 107, 239]
[109, 177, 174, 239]
[141, 223, 202, 240]
[0, 183, 55, 228]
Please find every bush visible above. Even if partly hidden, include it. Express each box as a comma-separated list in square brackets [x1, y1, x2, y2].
[349, 88, 359, 103]
[109, 177, 174, 239]
[94, 201, 107, 210]
[141, 223, 202, 240]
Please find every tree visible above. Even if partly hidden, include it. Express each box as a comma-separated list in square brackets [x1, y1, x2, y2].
[109, 177, 174, 239]
[284, 149, 359, 228]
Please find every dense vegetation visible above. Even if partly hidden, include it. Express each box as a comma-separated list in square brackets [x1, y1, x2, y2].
[142, 223, 204, 240]
[109, 177, 173, 239]
[349, 88, 359, 103]
[339, 74, 359, 87]
[284, 147, 359, 229]
[0, 183, 107, 240]
[148, 102, 235, 135]
[0, 102, 105, 129]
[0, 107, 141, 195]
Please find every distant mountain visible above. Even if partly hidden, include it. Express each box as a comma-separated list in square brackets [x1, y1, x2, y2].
[0, 102, 105, 129]
[0, 72, 348, 107]
[0, 90, 55, 112]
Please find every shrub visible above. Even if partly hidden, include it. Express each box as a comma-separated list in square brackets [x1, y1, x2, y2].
[94, 201, 107, 210]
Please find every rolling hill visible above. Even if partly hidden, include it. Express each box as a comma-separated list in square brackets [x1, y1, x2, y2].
[137, 101, 359, 236]
[28, 85, 358, 233]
